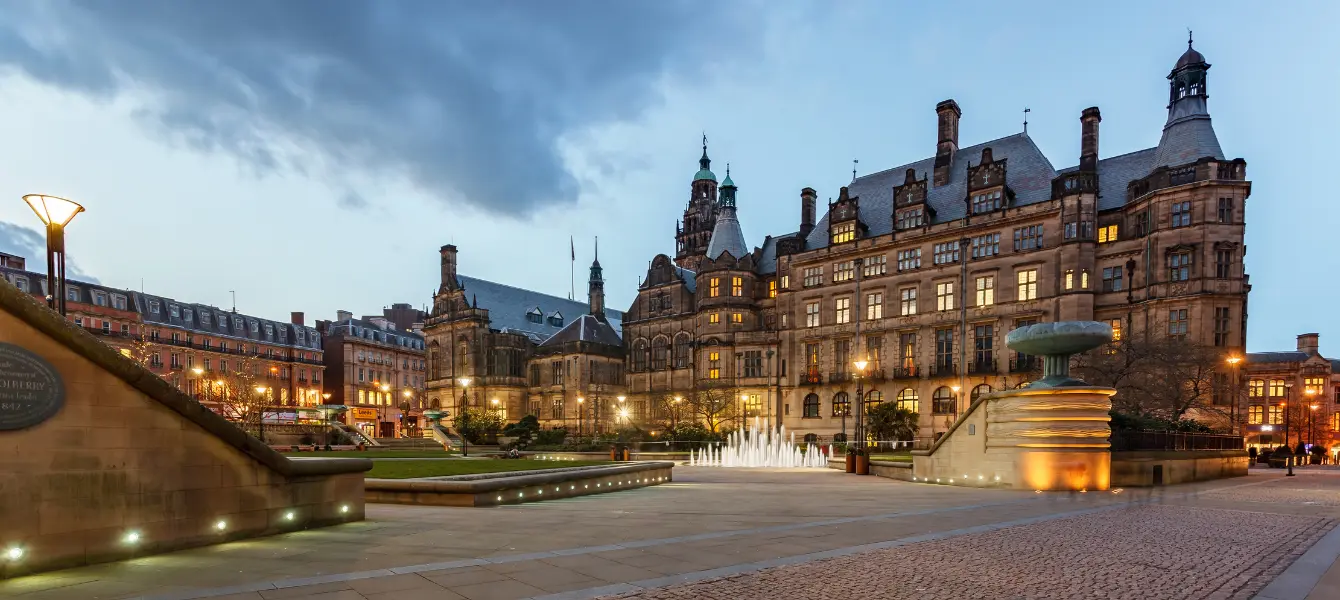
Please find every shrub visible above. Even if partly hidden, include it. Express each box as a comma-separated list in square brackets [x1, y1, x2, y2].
[535, 428, 568, 446]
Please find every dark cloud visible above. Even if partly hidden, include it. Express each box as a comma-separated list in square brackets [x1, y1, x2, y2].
[0, 1, 756, 216]
[0, 220, 99, 282]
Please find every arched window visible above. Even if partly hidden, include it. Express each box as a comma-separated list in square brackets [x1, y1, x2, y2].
[673, 333, 691, 368]
[427, 341, 440, 380]
[971, 384, 993, 402]
[457, 339, 469, 373]
[632, 339, 649, 372]
[651, 337, 669, 370]
[864, 390, 883, 415]
[932, 386, 956, 414]
[803, 393, 820, 418]
[896, 388, 919, 414]
[832, 432, 848, 443]
[429, 397, 441, 409]
[832, 391, 850, 417]
[804, 433, 818, 443]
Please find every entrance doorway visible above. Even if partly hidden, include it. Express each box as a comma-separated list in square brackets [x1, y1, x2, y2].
[379, 421, 396, 438]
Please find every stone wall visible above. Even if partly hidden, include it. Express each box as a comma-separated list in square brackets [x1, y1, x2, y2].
[0, 282, 370, 575]
[1110, 450, 1249, 487]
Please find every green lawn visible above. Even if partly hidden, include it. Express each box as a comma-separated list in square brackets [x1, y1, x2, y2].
[288, 450, 458, 459]
[867, 453, 913, 463]
[366, 459, 611, 479]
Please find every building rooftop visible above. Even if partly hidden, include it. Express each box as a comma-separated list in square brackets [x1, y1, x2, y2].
[137, 291, 323, 351]
[457, 275, 623, 344]
[538, 313, 623, 349]
[323, 315, 424, 350]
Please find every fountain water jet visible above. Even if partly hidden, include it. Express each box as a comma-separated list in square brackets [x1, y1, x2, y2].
[688, 417, 828, 468]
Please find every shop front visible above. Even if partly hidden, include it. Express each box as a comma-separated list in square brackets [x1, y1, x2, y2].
[350, 407, 379, 440]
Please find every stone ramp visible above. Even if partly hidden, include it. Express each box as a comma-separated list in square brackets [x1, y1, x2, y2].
[0, 278, 370, 575]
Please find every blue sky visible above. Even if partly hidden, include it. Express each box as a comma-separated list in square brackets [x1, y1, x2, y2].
[0, 1, 1334, 352]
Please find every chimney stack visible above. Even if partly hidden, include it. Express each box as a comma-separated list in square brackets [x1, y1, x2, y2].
[440, 244, 459, 291]
[1298, 333, 1320, 355]
[1080, 107, 1101, 172]
[291, 311, 305, 326]
[933, 99, 961, 187]
[799, 187, 817, 238]
[336, 310, 353, 322]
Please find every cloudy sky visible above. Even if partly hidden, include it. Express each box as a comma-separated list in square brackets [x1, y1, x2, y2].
[0, 1, 1335, 352]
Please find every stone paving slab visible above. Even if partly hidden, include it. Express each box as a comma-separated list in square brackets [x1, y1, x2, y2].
[2, 468, 1339, 600]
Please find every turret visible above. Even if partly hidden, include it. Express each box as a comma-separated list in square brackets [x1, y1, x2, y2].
[589, 239, 605, 317]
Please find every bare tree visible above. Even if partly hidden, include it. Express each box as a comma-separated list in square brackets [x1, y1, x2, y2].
[214, 354, 275, 439]
[1073, 323, 1229, 424]
[687, 384, 739, 433]
[647, 391, 691, 431]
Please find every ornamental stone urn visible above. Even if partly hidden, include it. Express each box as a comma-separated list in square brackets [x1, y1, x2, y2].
[1005, 321, 1113, 388]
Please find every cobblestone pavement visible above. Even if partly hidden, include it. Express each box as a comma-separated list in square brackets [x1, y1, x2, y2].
[604, 504, 1333, 600]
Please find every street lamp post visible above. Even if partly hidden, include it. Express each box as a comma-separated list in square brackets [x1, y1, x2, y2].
[322, 392, 333, 446]
[1226, 356, 1243, 436]
[617, 395, 626, 430]
[458, 377, 472, 456]
[22, 194, 85, 317]
[1285, 382, 1295, 476]
[577, 397, 585, 437]
[254, 386, 269, 444]
[853, 359, 868, 451]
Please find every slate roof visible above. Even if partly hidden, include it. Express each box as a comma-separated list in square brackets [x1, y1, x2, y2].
[1058, 147, 1158, 211]
[323, 316, 424, 350]
[1247, 351, 1310, 364]
[538, 313, 623, 348]
[137, 292, 323, 351]
[803, 133, 1058, 251]
[706, 207, 748, 260]
[755, 232, 797, 275]
[674, 267, 698, 292]
[1153, 99, 1224, 170]
[457, 275, 624, 344]
[1, 265, 130, 308]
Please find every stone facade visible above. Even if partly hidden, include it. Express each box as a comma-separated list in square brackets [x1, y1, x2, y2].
[315, 312, 426, 439]
[0, 278, 367, 575]
[1244, 333, 1340, 453]
[623, 40, 1250, 440]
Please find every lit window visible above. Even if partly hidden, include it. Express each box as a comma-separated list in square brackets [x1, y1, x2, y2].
[975, 276, 994, 306]
[1268, 379, 1285, 397]
[1098, 224, 1118, 243]
[936, 282, 954, 311]
[863, 255, 887, 277]
[709, 278, 720, 297]
[731, 277, 743, 296]
[835, 297, 851, 324]
[866, 292, 883, 320]
[1248, 380, 1264, 398]
[1080, 270, 1089, 289]
[805, 302, 820, 328]
[708, 352, 720, 379]
[1248, 405, 1264, 425]
[833, 261, 855, 282]
[730, 312, 742, 324]
[803, 267, 823, 287]
[1016, 269, 1038, 301]
[900, 288, 917, 316]
[1268, 405, 1283, 425]
[709, 313, 720, 325]
[832, 222, 857, 244]
[768, 280, 777, 298]
[1109, 319, 1123, 342]
[1065, 270, 1074, 290]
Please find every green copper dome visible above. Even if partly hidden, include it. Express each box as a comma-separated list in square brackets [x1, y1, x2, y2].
[721, 173, 735, 187]
[694, 168, 717, 182]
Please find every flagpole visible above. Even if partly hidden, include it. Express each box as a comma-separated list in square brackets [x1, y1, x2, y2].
[569, 235, 575, 300]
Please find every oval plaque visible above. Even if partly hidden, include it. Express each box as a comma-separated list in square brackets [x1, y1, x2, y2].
[0, 343, 65, 430]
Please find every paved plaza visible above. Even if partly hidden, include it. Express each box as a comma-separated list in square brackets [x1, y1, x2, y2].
[3, 467, 1340, 600]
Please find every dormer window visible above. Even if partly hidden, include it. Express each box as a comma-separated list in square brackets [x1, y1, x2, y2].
[249, 320, 259, 333]
[183, 308, 193, 321]
[896, 207, 924, 230]
[548, 311, 564, 327]
[149, 300, 161, 314]
[526, 307, 543, 324]
[264, 324, 274, 336]
[234, 317, 243, 330]
[66, 286, 80, 302]
[201, 312, 211, 325]
[831, 222, 856, 245]
[92, 291, 107, 306]
[971, 190, 1003, 214]
[170, 305, 180, 318]
[112, 294, 127, 310]
[13, 276, 27, 293]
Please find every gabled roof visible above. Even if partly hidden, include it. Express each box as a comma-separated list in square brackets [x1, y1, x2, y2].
[803, 133, 1058, 251]
[538, 313, 623, 348]
[756, 232, 798, 275]
[457, 275, 623, 343]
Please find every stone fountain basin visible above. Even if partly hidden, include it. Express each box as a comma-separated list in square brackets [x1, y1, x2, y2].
[1006, 321, 1112, 356]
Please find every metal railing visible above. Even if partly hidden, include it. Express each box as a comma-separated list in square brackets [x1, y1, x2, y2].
[1109, 429, 1244, 452]
[890, 365, 920, 380]
[968, 359, 996, 375]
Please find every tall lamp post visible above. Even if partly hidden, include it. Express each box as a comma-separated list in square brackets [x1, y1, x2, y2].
[1305, 387, 1319, 450]
[1226, 356, 1243, 436]
[1285, 382, 1295, 477]
[617, 395, 626, 430]
[254, 386, 269, 444]
[853, 359, 868, 450]
[577, 397, 585, 437]
[458, 377, 472, 456]
[23, 194, 85, 316]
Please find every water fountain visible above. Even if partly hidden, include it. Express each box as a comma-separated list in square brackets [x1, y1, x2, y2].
[688, 417, 828, 468]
